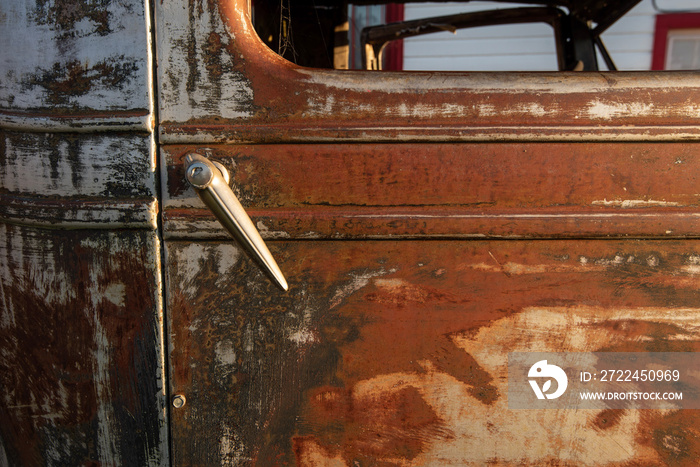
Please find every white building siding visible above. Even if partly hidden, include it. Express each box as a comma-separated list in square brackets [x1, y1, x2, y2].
[403, 0, 699, 71]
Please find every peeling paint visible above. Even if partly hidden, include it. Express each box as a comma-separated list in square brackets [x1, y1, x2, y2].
[25, 58, 140, 106]
[592, 199, 681, 208]
[0, 0, 150, 111]
[329, 268, 395, 309]
[104, 282, 126, 307]
[215, 244, 242, 277]
[156, 0, 255, 121]
[586, 100, 656, 120]
[0, 132, 157, 228]
[215, 340, 237, 367]
[0, 225, 167, 465]
[92, 311, 119, 465]
[220, 422, 250, 464]
[255, 221, 291, 239]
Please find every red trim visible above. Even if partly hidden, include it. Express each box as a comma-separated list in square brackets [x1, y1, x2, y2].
[383, 4, 404, 71]
[652, 13, 700, 70]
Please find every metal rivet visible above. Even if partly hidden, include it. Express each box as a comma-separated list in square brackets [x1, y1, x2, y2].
[172, 394, 186, 408]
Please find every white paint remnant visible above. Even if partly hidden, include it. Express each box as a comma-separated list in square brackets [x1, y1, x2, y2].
[216, 244, 242, 277]
[329, 268, 396, 309]
[288, 328, 317, 345]
[397, 304, 700, 465]
[286, 290, 320, 346]
[171, 243, 208, 297]
[244, 323, 254, 352]
[91, 311, 120, 465]
[188, 318, 201, 333]
[156, 0, 254, 121]
[1, 135, 154, 198]
[501, 102, 554, 117]
[334, 364, 646, 466]
[592, 199, 681, 208]
[477, 104, 497, 116]
[463, 257, 633, 275]
[215, 340, 237, 366]
[104, 282, 126, 307]
[305, 98, 557, 120]
[220, 422, 251, 465]
[454, 306, 700, 372]
[256, 221, 291, 239]
[684, 257, 700, 274]
[214, 339, 239, 387]
[594, 255, 626, 266]
[586, 100, 656, 120]
[0, 1, 149, 110]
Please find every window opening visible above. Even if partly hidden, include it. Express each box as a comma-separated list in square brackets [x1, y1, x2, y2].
[666, 29, 700, 69]
[251, 0, 667, 72]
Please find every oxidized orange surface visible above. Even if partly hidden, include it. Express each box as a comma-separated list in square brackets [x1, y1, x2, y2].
[163, 142, 700, 241]
[168, 239, 700, 466]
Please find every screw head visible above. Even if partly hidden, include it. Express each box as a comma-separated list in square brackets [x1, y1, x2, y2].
[172, 394, 186, 408]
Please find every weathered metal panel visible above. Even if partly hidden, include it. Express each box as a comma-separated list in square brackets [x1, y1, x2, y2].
[0, 130, 158, 228]
[0, 0, 151, 119]
[155, 0, 255, 122]
[0, 223, 167, 466]
[156, 0, 700, 143]
[1, 1, 165, 464]
[162, 142, 700, 239]
[167, 239, 700, 466]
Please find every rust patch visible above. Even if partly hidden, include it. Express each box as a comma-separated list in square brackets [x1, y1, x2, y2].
[26, 59, 139, 106]
[32, 0, 114, 36]
[647, 411, 700, 467]
[298, 385, 453, 464]
[185, 0, 200, 97]
[591, 409, 624, 431]
[158, 0, 700, 143]
[292, 436, 344, 466]
[0, 225, 165, 465]
[431, 337, 499, 405]
[204, 32, 224, 81]
[169, 240, 700, 465]
[365, 278, 457, 307]
[163, 142, 700, 240]
[595, 320, 696, 353]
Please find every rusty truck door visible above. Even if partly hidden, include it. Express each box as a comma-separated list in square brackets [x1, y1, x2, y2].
[156, 0, 700, 465]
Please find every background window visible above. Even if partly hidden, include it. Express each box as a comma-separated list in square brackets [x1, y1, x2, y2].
[652, 12, 700, 69]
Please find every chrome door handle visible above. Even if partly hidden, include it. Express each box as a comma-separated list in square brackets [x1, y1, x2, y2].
[184, 153, 288, 291]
